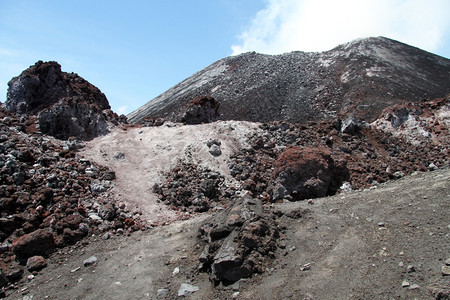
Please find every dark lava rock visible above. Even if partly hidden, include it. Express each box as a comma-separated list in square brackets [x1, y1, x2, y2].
[180, 95, 220, 124]
[5, 60, 124, 140]
[198, 194, 278, 284]
[12, 229, 56, 259]
[270, 146, 349, 201]
[98, 203, 115, 221]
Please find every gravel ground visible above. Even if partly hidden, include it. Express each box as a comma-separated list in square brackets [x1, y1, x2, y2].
[10, 168, 449, 299]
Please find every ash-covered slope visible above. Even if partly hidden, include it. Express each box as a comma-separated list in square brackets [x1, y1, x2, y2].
[128, 37, 450, 124]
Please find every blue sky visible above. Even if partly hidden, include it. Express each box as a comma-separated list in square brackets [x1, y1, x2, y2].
[1, 0, 449, 115]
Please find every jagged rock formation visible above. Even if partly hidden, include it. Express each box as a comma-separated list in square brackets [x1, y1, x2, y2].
[198, 194, 279, 284]
[5, 61, 125, 140]
[128, 37, 450, 124]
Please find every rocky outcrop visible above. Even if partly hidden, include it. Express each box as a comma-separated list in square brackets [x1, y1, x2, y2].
[5, 60, 124, 140]
[128, 37, 450, 124]
[180, 95, 220, 124]
[371, 95, 449, 147]
[270, 147, 349, 201]
[198, 194, 278, 284]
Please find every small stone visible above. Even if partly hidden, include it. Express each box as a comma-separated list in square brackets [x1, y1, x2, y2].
[27, 274, 34, 281]
[290, 246, 296, 251]
[177, 283, 199, 297]
[102, 232, 111, 240]
[84, 256, 98, 267]
[442, 265, 450, 276]
[407, 265, 415, 273]
[157, 289, 168, 297]
[409, 284, 420, 290]
[232, 292, 240, 298]
[300, 263, 311, 271]
[113, 152, 125, 160]
[402, 280, 410, 287]
[209, 144, 222, 156]
[398, 262, 404, 267]
[377, 222, 385, 227]
[26, 256, 48, 271]
[173, 267, 180, 275]
[445, 258, 450, 266]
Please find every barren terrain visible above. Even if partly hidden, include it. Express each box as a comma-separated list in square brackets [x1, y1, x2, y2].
[12, 167, 449, 299]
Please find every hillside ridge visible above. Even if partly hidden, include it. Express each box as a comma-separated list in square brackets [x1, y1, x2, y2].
[127, 36, 450, 124]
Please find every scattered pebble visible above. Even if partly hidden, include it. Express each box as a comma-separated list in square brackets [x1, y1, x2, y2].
[300, 263, 311, 271]
[407, 265, 415, 273]
[84, 256, 98, 267]
[442, 265, 450, 276]
[157, 289, 168, 297]
[402, 280, 410, 288]
[409, 284, 420, 290]
[177, 283, 199, 297]
[173, 267, 180, 275]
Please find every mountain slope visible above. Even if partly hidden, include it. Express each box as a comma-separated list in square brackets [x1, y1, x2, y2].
[127, 37, 450, 124]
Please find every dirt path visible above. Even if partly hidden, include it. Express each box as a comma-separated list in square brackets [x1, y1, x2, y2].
[13, 168, 449, 299]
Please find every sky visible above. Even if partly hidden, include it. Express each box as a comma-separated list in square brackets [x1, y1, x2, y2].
[1, 0, 449, 115]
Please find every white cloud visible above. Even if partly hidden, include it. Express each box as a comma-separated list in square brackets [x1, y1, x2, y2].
[231, 0, 450, 55]
[116, 105, 129, 115]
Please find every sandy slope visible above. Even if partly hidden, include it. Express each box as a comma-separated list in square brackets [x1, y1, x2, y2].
[80, 121, 260, 225]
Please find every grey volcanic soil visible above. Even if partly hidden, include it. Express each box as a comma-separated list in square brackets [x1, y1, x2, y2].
[13, 168, 449, 299]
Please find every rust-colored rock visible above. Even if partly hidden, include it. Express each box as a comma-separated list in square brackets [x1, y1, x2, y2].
[12, 229, 56, 259]
[26, 255, 48, 271]
[270, 146, 349, 201]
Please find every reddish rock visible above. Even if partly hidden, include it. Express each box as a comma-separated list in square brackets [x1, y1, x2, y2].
[270, 146, 349, 201]
[12, 229, 56, 259]
[62, 228, 85, 245]
[62, 214, 85, 230]
[26, 255, 48, 271]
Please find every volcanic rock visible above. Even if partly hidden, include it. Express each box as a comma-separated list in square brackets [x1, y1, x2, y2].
[199, 194, 278, 284]
[26, 255, 48, 271]
[12, 229, 56, 259]
[180, 95, 220, 124]
[270, 146, 349, 201]
[5, 60, 124, 140]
